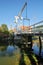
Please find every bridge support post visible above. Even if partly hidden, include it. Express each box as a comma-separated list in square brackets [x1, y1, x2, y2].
[39, 35, 42, 57]
[28, 35, 32, 51]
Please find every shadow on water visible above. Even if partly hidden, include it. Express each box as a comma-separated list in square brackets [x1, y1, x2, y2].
[19, 46, 36, 65]
[18, 43, 37, 65]
[32, 44, 43, 65]
[25, 48, 43, 65]
[25, 49, 36, 65]
[34, 54, 43, 65]
[19, 46, 43, 65]
[19, 48, 26, 65]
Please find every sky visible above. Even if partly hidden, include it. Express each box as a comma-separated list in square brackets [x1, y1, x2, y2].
[0, 0, 43, 29]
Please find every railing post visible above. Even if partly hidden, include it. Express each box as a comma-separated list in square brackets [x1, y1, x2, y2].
[39, 33, 42, 57]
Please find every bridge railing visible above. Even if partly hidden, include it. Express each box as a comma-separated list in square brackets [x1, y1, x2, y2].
[31, 20, 43, 33]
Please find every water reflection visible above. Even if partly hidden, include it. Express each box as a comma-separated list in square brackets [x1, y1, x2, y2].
[0, 44, 43, 58]
[0, 45, 16, 56]
[32, 43, 39, 55]
[32, 43, 43, 58]
[6, 45, 15, 56]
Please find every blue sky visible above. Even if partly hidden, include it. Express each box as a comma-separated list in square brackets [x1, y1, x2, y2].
[0, 0, 43, 29]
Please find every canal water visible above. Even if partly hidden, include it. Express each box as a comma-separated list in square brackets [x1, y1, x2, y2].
[32, 43, 43, 58]
[0, 45, 19, 56]
[0, 44, 43, 58]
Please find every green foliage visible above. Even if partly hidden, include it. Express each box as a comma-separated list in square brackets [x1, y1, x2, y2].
[0, 27, 2, 32]
[1, 24, 8, 32]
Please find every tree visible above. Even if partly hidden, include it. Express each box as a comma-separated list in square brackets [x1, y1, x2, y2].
[0, 26, 2, 32]
[1, 24, 9, 33]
